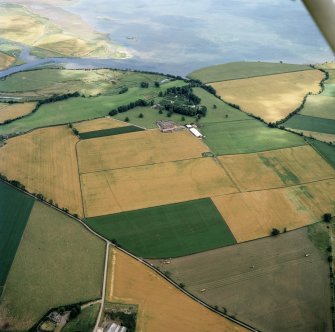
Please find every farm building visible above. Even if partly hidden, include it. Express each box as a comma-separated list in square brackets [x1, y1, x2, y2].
[189, 127, 204, 138]
[105, 323, 127, 332]
[156, 120, 184, 133]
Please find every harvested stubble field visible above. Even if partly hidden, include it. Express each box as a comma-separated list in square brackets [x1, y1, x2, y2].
[0, 52, 15, 70]
[284, 114, 335, 135]
[219, 145, 335, 191]
[85, 198, 236, 258]
[212, 179, 335, 242]
[74, 117, 128, 133]
[0, 181, 34, 293]
[300, 95, 335, 120]
[0, 202, 105, 331]
[211, 70, 324, 123]
[201, 119, 305, 155]
[0, 126, 83, 216]
[106, 248, 246, 332]
[78, 129, 209, 173]
[81, 157, 238, 217]
[150, 225, 332, 332]
[0, 102, 36, 123]
[188, 61, 312, 83]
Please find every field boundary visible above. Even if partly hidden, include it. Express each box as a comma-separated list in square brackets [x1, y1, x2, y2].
[0, 178, 259, 332]
[196, 68, 313, 84]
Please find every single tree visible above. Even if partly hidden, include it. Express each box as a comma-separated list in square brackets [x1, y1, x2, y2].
[138, 113, 144, 118]
[323, 213, 332, 222]
[124, 117, 130, 122]
[271, 228, 280, 236]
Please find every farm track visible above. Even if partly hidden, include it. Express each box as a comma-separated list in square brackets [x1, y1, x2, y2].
[0, 178, 260, 332]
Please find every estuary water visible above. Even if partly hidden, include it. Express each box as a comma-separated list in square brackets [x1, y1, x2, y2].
[1, 0, 334, 77]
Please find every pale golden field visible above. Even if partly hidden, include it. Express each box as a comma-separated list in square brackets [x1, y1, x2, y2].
[211, 70, 324, 123]
[75, 117, 128, 133]
[212, 178, 335, 242]
[81, 157, 238, 217]
[78, 129, 209, 173]
[0, 51, 15, 70]
[0, 126, 83, 216]
[106, 248, 246, 332]
[0, 102, 37, 123]
[219, 145, 335, 191]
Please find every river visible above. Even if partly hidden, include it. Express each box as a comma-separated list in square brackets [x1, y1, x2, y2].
[1, 0, 334, 78]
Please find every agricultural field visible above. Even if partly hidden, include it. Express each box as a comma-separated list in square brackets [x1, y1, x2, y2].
[0, 181, 34, 294]
[150, 225, 332, 332]
[81, 157, 238, 217]
[0, 126, 83, 216]
[307, 138, 335, 169]
[0, 80, 185, 136]
[300, 95, 335, 120]
[0, 52, 15, 70]
[193, 87, 250, 123]
[211, 70, 324, 123]
[317, 62, 335, 70]
[0, 201, 105, 331]
[0, 3, 129, 59]
[201, 119, 305, 155]
[0, 102, 36, 124]
[219, 145, 335, 191]
[106, 248, 246, 332]
[212, 179, 335, 242]
[62, 303, 100, 332]
[77, 129, 209, 173]
[188, 61, 312, 83]
[284, 114, 335, 135]
[85, 198, 236, 258]
[74, 117, 128, 133]
[79, 126, 144, 140]
[0, 68, 168, 98]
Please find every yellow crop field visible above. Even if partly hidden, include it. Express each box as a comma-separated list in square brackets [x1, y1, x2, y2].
[0, 52, 15, 70]
[81, 157, 238, 217]
[74, 117, 128, 133]
[78, 129, 209, 173]
[0, 126, 83, 216]
[0, 102, 37, 123]
[106, 248, 246, 332]
[211, 70, 324, 123]
[212, 179, 335, 242]
[219, 145, 335, 191]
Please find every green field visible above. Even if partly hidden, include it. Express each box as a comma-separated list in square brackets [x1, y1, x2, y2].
[284, 114, 335, 135]
[112, 106, 194, 129]
[193, 87, 249, 123]
[0, 181, 34, 294]
[85, 198, 236, 258]
[188, 62, 312, 83]
[201, 119, 305, 155]
[307, 138, 335, 169]
[322, 84, 335, 97]
[301, 95, 335, 120]
[62, 303, 100, 332]
[79, 125, 144, 139]
[0, 68, 167, 96]
[0, 81, 185, 136]
[0, 202, 106, 331]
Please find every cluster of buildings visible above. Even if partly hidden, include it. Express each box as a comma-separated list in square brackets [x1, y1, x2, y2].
[156, 120, 204, 138]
